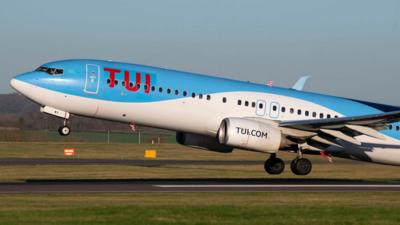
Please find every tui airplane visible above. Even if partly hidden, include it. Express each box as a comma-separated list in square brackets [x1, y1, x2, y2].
[10, 59, 400, 175]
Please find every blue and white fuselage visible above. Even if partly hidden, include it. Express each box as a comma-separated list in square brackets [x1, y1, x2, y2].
[10, 59, 400, 175]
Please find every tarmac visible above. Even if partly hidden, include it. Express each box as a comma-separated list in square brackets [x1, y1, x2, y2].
[0, 158, 263, 166]
[0, 158, 357, 166]
[1, 178, 400, 193]
[0, 158, 398, 193]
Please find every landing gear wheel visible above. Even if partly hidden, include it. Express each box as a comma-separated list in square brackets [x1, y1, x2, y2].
[58, 126, 71, 136]
[264, 157, 285, 175]
[290, 158, 312, 176]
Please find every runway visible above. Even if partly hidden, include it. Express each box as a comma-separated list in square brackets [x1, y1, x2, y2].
[0, 158, 263, 166]
[1, 179, 400, 193]
[0, 158, 396, 193]
[0, 158, 357, 166]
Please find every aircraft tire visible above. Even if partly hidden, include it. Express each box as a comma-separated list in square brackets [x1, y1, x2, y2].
[58, 126, 71, 136]
[291, 158, 312, 175]
[264, 157, 285, 175]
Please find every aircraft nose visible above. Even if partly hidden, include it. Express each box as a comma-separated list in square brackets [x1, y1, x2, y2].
[10, 72, 37, 94]
[10, 78, 22, 92]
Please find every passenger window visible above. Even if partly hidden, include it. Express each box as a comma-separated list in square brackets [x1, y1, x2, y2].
[319, 113, 324, 118]
[290, 108, 294, 114]
[238, 100, 242, 105]
[258, 103, 264, 109]
[223, 97, 227, 103]
[206, 95, 211, 100]
[272, 105, 277, 111]
[327, 114, 331, 119]
[192, 93, 196, 98]
[252, 102, 256, 108]
[297, 109, 302, 115]
[107, 79, 111, 84]
[114, 80, 118, 85]
[199, 94, 203, 99]
[389, 125, 393, 130]
[281, 107, 286, 113]
[245, 101, 249, 107]
[183, 91, 187, 96]
[137, 84, 140, 89]
[334, 115, 339, 118]
[151, 86, 155, 92]
[159, 87, 163, 93]
[167, 88, 171, 94]
[305, 111, 309, 116]
[175, 90, 179, 95]
[312, 112, 317, 117]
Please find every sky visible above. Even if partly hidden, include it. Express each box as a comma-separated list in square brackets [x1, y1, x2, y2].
[0, 0, 399, 104]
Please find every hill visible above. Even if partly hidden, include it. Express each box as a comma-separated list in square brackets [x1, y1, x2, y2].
[0, 93, 169, 134]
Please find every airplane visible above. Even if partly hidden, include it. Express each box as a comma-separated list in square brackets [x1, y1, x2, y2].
[9, 59, 400, 175]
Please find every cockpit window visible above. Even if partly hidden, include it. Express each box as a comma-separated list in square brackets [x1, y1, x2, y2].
[35, 66, 64, 75]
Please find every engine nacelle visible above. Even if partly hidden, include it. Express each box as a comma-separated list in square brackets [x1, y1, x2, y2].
[218, 118, 283, 153]
[176, 132, 233, 153]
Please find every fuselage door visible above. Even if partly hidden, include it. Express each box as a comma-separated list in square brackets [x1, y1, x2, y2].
[256, 100, 266, 116]
[269, 102, 280, 119]
[84, 64, 100, 94]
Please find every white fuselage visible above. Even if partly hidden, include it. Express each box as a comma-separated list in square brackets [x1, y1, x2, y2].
[11, 78, 400, 166]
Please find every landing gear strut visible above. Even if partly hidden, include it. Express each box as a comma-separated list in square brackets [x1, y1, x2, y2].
[290, 147, 312, 175]
[58, 119, 71, 136]
[264, 154, 285, 175]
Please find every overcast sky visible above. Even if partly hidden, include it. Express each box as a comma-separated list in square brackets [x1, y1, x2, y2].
[1, 0, 399, 104]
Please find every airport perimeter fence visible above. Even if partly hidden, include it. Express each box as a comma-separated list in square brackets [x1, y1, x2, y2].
[0, 129, 176, 143]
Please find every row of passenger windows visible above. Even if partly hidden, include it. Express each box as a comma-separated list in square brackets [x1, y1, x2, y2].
[106, 79, 212, 100]
[154, 86, 212, 100]
[107, 78, 343, 119]
[388, 125, 400, 131]
[236, 99, 339, 119]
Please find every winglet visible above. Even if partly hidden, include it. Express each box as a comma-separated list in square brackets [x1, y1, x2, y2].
[292, 75, 311, 91]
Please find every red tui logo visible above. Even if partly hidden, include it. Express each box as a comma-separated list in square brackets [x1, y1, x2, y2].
[104, 67, 151, 93]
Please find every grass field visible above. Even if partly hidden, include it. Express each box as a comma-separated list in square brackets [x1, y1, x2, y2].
[0, 192, 400, 225]
[0, 142, 400, 182]
[1, 142, 400, 224]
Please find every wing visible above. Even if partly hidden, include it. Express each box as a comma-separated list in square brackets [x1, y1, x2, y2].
[278, 110, 400, 150]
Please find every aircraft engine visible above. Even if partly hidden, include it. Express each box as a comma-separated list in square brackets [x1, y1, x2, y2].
[176, 132, 233, 153]
[217, 118, 284, 153]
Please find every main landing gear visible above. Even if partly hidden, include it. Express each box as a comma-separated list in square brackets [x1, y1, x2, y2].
[290, 148, 312, 176]
[290, 158, 312, 176]
[58, 119, 71, 136]
[264, 148, 312, 176]
[264, 154, 285, 175]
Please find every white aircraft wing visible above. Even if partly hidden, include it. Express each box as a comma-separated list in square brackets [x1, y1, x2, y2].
[277, 110, 400, 150]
